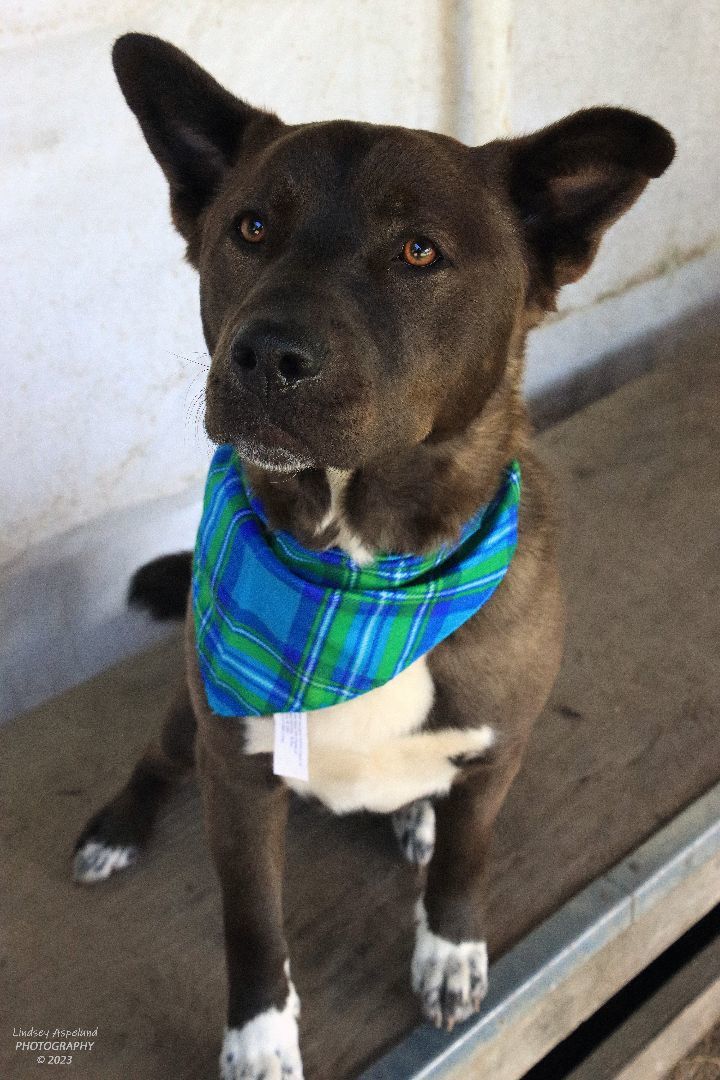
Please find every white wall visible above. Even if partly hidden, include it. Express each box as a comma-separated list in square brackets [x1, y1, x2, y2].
[510, 0, 720, 315]
[510, 0, 720, 398]
[1, 0, 456, 570]
[2, 0, 719, 718]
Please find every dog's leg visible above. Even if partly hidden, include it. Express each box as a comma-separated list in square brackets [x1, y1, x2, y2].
[73, 677, 196, 882]
[412, 753, 521, 1031]
[197, 720, 302, 1080]
[392, 798, 436, 867]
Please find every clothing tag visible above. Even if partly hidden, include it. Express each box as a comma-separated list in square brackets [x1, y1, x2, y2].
[273, 712, 309, 781]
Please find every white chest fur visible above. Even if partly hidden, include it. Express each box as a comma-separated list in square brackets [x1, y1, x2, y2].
[319, 466, 376, 565]
[243, 658, 494, 813]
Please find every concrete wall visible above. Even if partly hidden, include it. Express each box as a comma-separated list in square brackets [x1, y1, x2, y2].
[3, 0, 719, 718]
[511, 0, 720, 314]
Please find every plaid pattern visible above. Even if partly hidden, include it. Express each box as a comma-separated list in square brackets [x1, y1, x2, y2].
[193, 445, 521, 717]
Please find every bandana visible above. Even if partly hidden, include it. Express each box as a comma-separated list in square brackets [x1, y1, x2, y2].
[193, 445, 520, 717]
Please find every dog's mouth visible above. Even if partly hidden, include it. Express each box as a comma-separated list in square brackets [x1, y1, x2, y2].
[203, 357, 387, 473]
[204, 363, 360, 472]
[231, 429, 315, 474]
[204, 385, 316, 472]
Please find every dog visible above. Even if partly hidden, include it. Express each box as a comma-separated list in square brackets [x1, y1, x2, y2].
[73, 33, 674, 1080]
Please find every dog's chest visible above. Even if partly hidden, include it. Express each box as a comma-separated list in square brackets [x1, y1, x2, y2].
[244, 657, 494, 813]
[243, 470, 495, 814]
[244, 657, 430, 811]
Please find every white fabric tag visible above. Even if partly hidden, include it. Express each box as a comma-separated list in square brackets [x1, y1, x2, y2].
[273, 712, 309, 781]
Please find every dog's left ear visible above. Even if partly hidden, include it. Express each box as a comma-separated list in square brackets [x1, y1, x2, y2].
[485, 107, 675, 309]
[112, 34, 281, 258]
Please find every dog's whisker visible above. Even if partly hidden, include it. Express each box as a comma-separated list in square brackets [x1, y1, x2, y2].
[189, 387, 207, 437]
[182, 374, 207, 419]
[168, 349, 210, 371]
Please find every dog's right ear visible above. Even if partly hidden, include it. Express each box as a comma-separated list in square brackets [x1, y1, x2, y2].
[112, 34, 280, 258]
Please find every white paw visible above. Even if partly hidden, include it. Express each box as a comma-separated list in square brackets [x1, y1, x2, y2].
[392, 799, 436, 866]
[220, 980, 302, 1080]
[411, 901, 488, 1031]
[73, 840, 138, 883]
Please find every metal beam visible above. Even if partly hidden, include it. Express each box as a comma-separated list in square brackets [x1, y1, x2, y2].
[360, 781, 720, 1080]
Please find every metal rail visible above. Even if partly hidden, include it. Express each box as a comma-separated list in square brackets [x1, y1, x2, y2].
[360, 781, 720, 1080]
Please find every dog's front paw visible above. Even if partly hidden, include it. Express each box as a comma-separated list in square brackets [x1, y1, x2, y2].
[220, 982, 303, 1080]
[73, 839, 138, 883]
[411, 902, 488, 1031]
[392, 799, 436, 866]
[72, 800, 144, 884]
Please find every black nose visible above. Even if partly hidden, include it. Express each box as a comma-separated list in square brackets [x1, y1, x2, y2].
[230, 324, 322, 387]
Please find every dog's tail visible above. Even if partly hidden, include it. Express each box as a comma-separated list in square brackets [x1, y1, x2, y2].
[128, 551, 192, 621]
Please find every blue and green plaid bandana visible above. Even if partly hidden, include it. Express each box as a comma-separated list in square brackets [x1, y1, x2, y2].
[193, 445, 520, 717]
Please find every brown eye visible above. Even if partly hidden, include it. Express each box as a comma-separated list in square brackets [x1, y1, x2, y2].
[402, 238, 439, 267]
[238, 214, 266, 243]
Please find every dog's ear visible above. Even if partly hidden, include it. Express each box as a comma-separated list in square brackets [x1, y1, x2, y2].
[486, 107, 675, 309]
[112, 34, 280, 255]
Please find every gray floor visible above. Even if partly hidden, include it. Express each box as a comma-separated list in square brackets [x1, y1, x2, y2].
[2, 313, 719, 1080]
[670, 1029, 720, 1080]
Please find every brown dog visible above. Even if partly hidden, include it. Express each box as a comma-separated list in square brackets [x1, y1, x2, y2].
[74, 33, 674, 1080]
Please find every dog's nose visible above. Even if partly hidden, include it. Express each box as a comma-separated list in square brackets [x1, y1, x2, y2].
[230, 324, 322, 387]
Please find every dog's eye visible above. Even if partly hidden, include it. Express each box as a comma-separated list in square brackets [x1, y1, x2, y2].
[402, 238, 440, 267]
[237, 214, 266, 243]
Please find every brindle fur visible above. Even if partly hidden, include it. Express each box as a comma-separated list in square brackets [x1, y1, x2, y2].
[75, 31, 674, 1068]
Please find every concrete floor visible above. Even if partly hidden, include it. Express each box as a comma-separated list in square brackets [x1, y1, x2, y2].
[670, 1031, 720, 1080]
[2, 311, 720, 1079]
